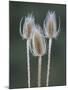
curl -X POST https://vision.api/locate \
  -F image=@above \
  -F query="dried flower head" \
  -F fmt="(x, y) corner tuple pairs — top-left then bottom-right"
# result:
(19, 14), (35, 40)
(30, 25), (46, 56)
(43, 11), (60, 38)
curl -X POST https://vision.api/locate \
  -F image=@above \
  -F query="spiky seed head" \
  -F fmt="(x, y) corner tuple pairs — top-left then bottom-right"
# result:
(23, 14), (35, 39)
(19, 14), (35, 40)
(43, 11), (60, 39)
(30, 25), (46, 56)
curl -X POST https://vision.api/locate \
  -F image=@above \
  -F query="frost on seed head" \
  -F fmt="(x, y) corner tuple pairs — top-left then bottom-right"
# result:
(30, 25), (46, 57)
(23, 14), (35, 39)
(19, 14), (35, 40)
(43, 11), (60, 39)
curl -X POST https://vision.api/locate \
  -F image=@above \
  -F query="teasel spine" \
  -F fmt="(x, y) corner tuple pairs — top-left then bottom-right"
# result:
(19, 17), (23, 39)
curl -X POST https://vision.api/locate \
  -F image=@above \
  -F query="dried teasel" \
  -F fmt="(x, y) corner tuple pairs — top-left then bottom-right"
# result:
(30, 24), (46, 87)
(43, 11), (60, 87)
(19, 14), (35, 88)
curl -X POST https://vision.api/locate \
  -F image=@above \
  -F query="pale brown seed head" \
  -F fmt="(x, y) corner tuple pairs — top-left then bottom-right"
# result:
(30, 24), (46, 56)
(27, 24), (32, 38)
(44, 11), (60, 38)
(22, 14), (35, 39)
(34, 31), (44, 55)
(48, 21), (53, 38)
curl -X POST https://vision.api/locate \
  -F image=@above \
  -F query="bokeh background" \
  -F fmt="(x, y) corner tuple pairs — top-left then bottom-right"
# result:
(9, 1), (66, 89)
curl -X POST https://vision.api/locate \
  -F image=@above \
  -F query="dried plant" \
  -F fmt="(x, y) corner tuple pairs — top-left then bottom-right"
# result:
(30, 24), (46, 87)
(19, 11), (60, 87)
(19, 14), (35, 88)
(43, 11), (60, 86)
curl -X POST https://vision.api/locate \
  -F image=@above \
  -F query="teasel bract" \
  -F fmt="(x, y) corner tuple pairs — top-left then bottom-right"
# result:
(43, 11), (60, 86)
(30, 24), (46, 87)
(19, 14), (35, 88)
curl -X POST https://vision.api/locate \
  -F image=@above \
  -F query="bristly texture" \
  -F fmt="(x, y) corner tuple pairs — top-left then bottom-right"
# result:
(43, 11), (60, 38)
(30, 24), (46, 56)
(23, 14), (35, 39)
(19, 14), (35, 40)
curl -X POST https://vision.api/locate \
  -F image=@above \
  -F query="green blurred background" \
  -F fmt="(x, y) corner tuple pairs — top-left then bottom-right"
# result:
(9, 1), (66, 89)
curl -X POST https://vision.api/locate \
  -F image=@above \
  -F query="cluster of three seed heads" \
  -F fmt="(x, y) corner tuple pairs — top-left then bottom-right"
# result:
(19, 11), (60, 87)
(20, 11), (60, 56)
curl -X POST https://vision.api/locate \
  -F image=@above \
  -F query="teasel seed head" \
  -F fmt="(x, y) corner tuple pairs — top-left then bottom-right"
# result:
(30, 24), (46, 56)
(19, 14), (35, 40)
(43, 11), (60, 39)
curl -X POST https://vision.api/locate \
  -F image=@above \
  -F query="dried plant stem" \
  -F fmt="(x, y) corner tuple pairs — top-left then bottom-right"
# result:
(38, 56), (42, 87)
(46, 38), (52, 87)
(27, 40), (30, 88)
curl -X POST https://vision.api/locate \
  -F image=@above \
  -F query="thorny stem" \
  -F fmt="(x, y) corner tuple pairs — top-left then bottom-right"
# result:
(27, 40), (30, 88)
(46, 38), (52, 87)
(38, 56), (42, 87)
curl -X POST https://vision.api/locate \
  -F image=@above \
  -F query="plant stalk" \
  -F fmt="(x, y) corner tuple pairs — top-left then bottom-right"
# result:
(46, 38), (52, 87)
(38, 56), (42, 87)
(27, 39), (30, 88)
